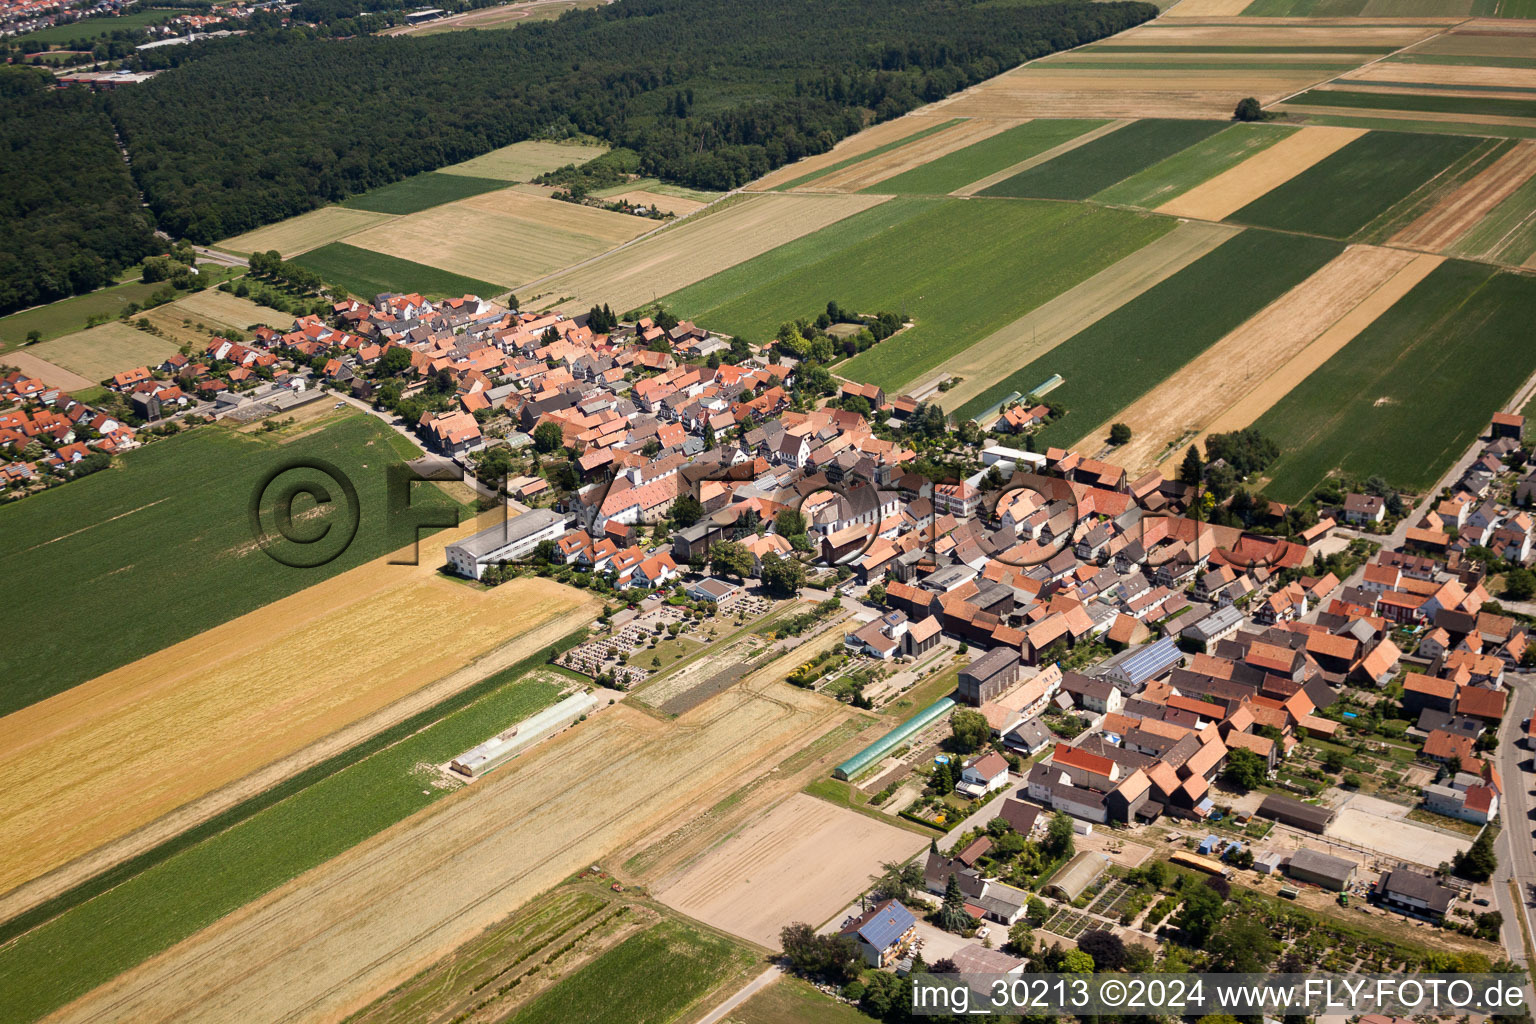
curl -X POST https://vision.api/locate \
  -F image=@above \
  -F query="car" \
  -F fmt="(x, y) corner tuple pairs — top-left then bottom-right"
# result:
(334, 401), (346, 409)
(1475, 897), (1491, 906)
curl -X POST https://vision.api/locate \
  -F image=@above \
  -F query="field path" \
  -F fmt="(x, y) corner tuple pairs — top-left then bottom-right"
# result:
(1154, 249), (1444, 476)
(42, 673), (842, 1024)
(1393, 139), (1536, 251)
(1087, 244), (1418, 472)
(926, 221), (1241, 410)
(1156, 124), (1365, 221)
(951, 119), (1131, 196)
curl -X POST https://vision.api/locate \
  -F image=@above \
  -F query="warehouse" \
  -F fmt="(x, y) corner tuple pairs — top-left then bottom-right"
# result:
(1257, 793), (1336, 834)
(445, 509), (568, 580)
(1285, 848), (1358, 891)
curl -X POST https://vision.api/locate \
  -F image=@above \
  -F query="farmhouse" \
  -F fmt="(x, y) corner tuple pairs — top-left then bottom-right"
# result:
(1376, 869), (1455, 922)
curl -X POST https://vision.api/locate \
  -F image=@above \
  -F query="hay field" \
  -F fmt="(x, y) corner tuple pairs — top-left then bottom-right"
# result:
(165, 289), (294, 332)
(801, 118), (1013, 193)
(930, 221), (1241, 411)
(0, 538), (597, 898)
(1089, 244), (1419, 471)
(1163, 251), (1442, 475)
(24, 321), (178, 382)
(655, 792), (925, 947)
(1157, 125), (1365, 220)
(751, 115), (954, 190)
(42, 668), (843, 1024)
(439, 139), (611, 182)
(221, 206), (396, 258)
(345, 189), (651, 288)
(527, 192), (889, 312)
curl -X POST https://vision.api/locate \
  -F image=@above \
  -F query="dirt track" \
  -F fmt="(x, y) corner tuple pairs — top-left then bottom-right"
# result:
(1393, 140), (1536, 251)
(0, 522), (598, 911)
(42, 665), (843, 1024)
(1157, 125), (1365, 221)
(1091, 245), (1416, 473)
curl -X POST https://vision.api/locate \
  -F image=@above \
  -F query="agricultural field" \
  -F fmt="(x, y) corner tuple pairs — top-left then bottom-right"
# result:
(867, 118), (1110, 196)
(160, 288), (295, 333)
(293, 241), (505, 300)
(1384, 139), (1536, 256)
(380, 0), (607, 35)
(221, 206), (396, 258)
(341, 171), (512, 215)
(1450, 166), (1536, 265)
(505, 920), (756, 1024)
(1091, 122), (1298, 208)
(1285, 89), (1536, 124)
(36, 666), (842, 1024)
(799, 118), (1012, 193)
(19, 320), (178, 383)
(10, 6), (177, 46)
(0, 656), (586, 1024)
(0, 278), (165, 350)
(726, 976), (877, 1024)
(655, 793), (925, 947)
(342, 189), (652, 291)
(764, 117), (962, 191)
(1157, 125), (1364, 221)
(1228, 131), (1484, 239)
(662, 196), (1176, 393)
(0, 350), (93, 392)
(439, 139), (610, 182)
(601, 189), (709, 216)
(1256, 259), (1536, 500)
(954, 229), (1343, 441)
(980, 119), (1229, 200)
(526, 192), (890, 313)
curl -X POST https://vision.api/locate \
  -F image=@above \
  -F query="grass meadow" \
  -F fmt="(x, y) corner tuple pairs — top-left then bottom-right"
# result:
(0, 656), (584, 1024)
(979, 119), (1228, 200)
(1229, 131), (1483, 239)
(0, 414), (465, 713)
(1091, 123), (1299, 209)
(954, 230), (1343, 438)
(341, 171), (511, 215)
(0, 279), (165, 350)
(1256, 260), (1536, 500)
(505, 919), (755, 1024)
(293, 241), (505, 299)
(661, 196), (1174, 393)
(866, 118), (1107, 195)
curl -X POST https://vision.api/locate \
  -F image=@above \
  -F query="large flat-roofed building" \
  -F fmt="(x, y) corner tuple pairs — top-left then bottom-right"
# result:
(445, 509), (568, 580)
(960, 647), (1021, 705)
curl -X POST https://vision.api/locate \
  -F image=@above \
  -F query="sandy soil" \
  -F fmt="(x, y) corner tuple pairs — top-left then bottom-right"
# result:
(221, 207), (396, 258)
(802, 119), (1016, 193)
(1089, 245), (1417, 473)
(528, 193), (889, 313)
(603, 189), (707, 216)
(1393, 139), (1536, 251)
(1, 350), (93, 391)
(930, 221), (1242, 411)
(750, 115), (956, 191)
(951, 119), (1130, 196)
(1157, 125), (1365, 221)
(42, 662), (843, 1024)
(655, 793), (925, 947)
(1159, 250), (1443, 475)
(0, 522), (599, 904)
(1325, 801), (1470, 868)
(1348, 60), (1536, 90)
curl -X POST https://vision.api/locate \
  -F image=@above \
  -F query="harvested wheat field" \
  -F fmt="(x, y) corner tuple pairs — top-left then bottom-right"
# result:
(931, 71), (1308, 120)
(44, 668), (842, 1024)
(656, 792), (926, 948)
(1166, 0), (1254, 16)
(438, 139), (609, 182)
(529, 192), (890, 313)
(803, 119), (1015, 193)
(24, 321), (179, 383)
(929, 221), (1240, 410)
(1117, 21), (1449, 45)
(1093, 245), (1416, 472)
(164, 289), (295, 332)
(0, 524), (598, 901)
(0, 350), (92, 392)
(221, 206), (395, 258)
(1347, 60), (1536, 90)
(1394, 140), (1536, 251)
(604, 189), (708, 216)
(346, 189), (652, 289)
(1157, 125), (1365, 221)
(751, 115), (956, 190)
(1156, 251), (1444, 476)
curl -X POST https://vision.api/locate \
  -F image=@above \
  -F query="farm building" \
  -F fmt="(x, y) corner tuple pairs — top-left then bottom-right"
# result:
(834, 698), (954, 780)
(1285, 848), (1357, 891)
(450, 691), (598, 778)
(960, 648), (1022, 705)
(1045, 851), (1109, 901)
(1376, 869), (1455, 922)
(1257, 793), (1336, 834)
(445, 509), (568, 580)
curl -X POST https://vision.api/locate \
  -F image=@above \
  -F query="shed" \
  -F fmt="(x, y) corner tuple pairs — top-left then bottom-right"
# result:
(1197, 834), (1220, 855)
(1256, 793), (1336, 834)
(1045, 851), (1109, 901)
(1286, 848), (1358, 891)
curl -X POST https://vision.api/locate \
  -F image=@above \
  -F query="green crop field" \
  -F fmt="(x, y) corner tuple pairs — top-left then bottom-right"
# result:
(0, 279), (166, 350)
(729, 976), (878, 1024)
(1092, 123), (1298, 209)
(340, 172), (510, 215)
(1355, 138), (1513, 245)
(0, 415), (466, 713)
(978, 119), (1228, 200)
(293, 242), (504, 300)
(954, 230), (1343, 440)
(1228, 131), (1482, 239)
(0, 659), (579, 1024)
(1291, 89), (1536, 121)
(1240, 0), (1368, 14)
(12, 7), (177, 46)
(1451, 172), (1536, 264)
(865, 119), (1107, 195)
(1080, 44), (1400, 53)
(1256, 261), (1536, 501)
(660, 196), (1174, 393)
(772, 119), (962, 191)
(505, 919), (755, 1024)
(1472, 0), (1536, 16)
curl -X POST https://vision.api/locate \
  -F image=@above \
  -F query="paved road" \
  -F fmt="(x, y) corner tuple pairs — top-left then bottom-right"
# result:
(1495, 674), (1536, 964)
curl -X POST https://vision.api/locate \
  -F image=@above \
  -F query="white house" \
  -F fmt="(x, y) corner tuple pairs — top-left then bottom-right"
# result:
(955, 751), (1011, 798)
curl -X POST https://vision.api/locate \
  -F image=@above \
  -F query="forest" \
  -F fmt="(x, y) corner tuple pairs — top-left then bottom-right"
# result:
(105, 0), (1154, 241)
(0, 69), (158, 317)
